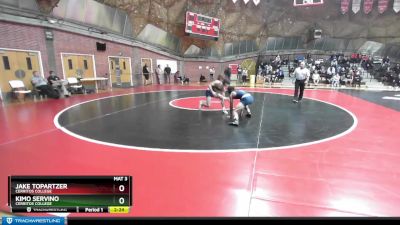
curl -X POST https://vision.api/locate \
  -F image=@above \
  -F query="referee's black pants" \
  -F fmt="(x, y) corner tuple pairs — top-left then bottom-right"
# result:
(294, 79), (306, 101)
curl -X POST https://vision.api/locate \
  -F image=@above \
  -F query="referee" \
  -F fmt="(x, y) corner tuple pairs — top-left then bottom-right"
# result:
(292, 61), (310, 103)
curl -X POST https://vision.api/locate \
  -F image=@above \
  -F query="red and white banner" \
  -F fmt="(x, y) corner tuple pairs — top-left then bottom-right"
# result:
(229, 64), (238, 75)
(352, 0), (361, 13)
(394, 0), (400, 13)
(341, 0), (350, 14)
(378, 0), (389, 13)
(363, 0), (374, 14)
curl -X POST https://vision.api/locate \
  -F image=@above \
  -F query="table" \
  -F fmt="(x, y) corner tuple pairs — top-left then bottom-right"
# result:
(80, 77), (109, 92)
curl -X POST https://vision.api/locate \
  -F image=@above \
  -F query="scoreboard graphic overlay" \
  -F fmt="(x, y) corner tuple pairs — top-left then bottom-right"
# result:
(8, 176), (132, 214)
(185, 11), (220, 41)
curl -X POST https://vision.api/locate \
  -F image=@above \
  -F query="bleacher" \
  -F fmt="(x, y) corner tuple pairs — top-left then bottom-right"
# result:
(235, 54), (397, 90)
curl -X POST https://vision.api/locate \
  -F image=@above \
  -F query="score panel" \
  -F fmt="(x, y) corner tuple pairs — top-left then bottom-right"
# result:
(8, 176), (132, 213)
(185, 11), (220, 41)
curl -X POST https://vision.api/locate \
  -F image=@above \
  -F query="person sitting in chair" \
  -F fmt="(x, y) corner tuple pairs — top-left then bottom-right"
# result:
(199, 74), (207, 83)
(31, 71), (59, 99)
(178, 73), (189, 85)
(275, 68), (284, 82)
(47, 71), (70, 97)
(352, 70), (362, 88)
(331, 73), (340, 88)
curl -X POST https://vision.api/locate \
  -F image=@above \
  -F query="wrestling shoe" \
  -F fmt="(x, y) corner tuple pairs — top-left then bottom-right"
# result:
(246, 113), (252, 118)
(229, 120), (239, 126)
(222, 110), (229, 115)
(292, 99), (298, 103)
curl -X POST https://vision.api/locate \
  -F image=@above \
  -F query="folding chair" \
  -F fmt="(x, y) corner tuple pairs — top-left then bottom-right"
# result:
(9, 80), (32, 102)
(67, 77), (85, 94)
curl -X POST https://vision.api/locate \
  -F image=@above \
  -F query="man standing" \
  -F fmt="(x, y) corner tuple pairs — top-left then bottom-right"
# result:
(155, 65), (162, 84)
(164, 64), (171, 84)
(237, 65), (243, 84)
(292, 61), (310, 103)
(241, 68), (248, 85)
(224, 67), (231, 81)
(143, 64), (150, 85)
(209, 67), (215, 81)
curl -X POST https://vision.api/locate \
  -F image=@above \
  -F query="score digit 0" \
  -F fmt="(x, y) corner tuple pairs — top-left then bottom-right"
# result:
(119, 197), (125, 205)
(119, 185), (125, 192)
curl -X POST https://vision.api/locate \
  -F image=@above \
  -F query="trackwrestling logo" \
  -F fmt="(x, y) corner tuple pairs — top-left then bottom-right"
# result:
(2, 217), (64, 225)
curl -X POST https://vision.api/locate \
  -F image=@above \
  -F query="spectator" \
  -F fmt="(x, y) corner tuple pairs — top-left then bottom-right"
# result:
(382, 67), (393, 85)
(275, 54), (281, 66)
(352, 70), (362, 88)
(339, 67), (347, 85)
(288, 66), (295, 78)
(209, 67), (215, 81)
(383, 56), (390, 65)
(275, 68), (284, 82)
(393, 74), (400, 88)
(367, 59), (373, 70)
(237, 65), (243, 83)
(331, 57), (338, 68)
(174, 71), (180, 84)
(143, 64), (150, 85)
(345, 70), (353, 86)
(224, 67), (231, 81)
(200, 74), (207, 83)
(326, 66), (336, 80)
(261, 63), (267, 76)
(155, 65), (162, 84)
(178, 74), (189, 85)
(164, 64), (171, 84)
(393, 64), (400, 75)
(47, 71), (70, 97)
(257, 65), (262, 76)
(331, 73), (340, 88)
(267, 64), (273, 75)
(315, 60), (322, 72)
(31, 71), (59, 99)
(242, 68), (248, 85)
(312, 71), (320, 87)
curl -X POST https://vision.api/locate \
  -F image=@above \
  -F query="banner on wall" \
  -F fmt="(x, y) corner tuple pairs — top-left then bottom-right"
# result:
(341, 0), (350, 14)
(394, 0), (400, 13)
(363, 0), (374, 14)
(352, 0), (361, 13)
(229, 64), (238, 75)
(378, 0), (389, 13)
(228, 64), (238, 81)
